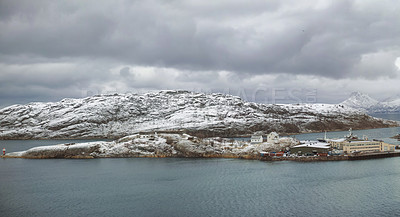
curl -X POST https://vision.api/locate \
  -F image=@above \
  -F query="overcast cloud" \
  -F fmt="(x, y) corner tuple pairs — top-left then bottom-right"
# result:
(1, 0), (400, 107)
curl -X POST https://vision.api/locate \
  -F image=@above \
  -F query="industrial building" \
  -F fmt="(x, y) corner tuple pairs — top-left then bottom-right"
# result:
(342, 140), (395, 153)
(291, 141), (330, 156)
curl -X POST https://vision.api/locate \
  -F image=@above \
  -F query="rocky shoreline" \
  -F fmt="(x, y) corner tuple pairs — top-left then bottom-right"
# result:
(4, 148), (399, 162)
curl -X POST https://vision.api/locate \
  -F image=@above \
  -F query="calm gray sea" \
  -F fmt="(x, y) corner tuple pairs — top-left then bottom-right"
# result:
(1, 157), (400, 217)
(1, 113), (400, 217)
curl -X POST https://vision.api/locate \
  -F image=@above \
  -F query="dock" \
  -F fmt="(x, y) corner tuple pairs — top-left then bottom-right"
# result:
(348, 152), (400, 160)
(260, 152), (400, 162)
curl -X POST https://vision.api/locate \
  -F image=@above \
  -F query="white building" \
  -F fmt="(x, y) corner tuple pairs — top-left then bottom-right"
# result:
(267, 132), (279, 144)
(251, 135), (263, 144)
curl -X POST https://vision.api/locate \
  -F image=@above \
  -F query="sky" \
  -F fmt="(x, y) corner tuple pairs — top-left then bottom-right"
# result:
(1, 0), (400, 108)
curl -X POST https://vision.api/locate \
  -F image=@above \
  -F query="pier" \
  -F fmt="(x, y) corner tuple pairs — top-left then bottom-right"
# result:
(259, 152), (400, 162)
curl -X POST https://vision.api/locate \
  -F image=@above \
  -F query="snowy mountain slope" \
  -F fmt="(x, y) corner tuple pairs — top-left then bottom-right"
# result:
(0, 90), (397, 139)
(382, 94), (400, 103)
(372, 94), (400, 113)
(340, 92), (378, 111)
(341, 92), (400, 113)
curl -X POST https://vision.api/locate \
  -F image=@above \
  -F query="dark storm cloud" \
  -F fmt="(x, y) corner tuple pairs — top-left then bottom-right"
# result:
(0, 0), (400, 107)
(1, 0), (399, 78)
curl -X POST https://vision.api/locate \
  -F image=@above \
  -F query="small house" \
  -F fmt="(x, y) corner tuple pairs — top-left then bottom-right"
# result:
(267, 132), (279, 144)
(251, 135), (263, 144)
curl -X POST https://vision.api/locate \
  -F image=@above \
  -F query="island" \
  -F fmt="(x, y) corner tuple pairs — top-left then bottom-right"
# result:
(3, 132), (295, 159)
(3, 131), (399, 162)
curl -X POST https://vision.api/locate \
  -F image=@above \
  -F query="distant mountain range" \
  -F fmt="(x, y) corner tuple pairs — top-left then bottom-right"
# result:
(341, 92), (400, 113)
(0, 90), (397, 139)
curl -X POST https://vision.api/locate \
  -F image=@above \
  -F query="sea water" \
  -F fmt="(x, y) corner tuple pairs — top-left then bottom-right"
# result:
(1, 114), (400, 217)
(1, 157), (400, 217)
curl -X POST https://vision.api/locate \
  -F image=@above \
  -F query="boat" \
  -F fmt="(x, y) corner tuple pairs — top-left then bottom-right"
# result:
(390, 134), (400, 141)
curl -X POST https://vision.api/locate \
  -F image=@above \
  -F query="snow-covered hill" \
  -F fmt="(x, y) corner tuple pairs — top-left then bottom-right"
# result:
(372, 94), (400, 113)
(341, 92), (400, 113)
(341, 92), (378, 112)
(0, 90), (397, 139)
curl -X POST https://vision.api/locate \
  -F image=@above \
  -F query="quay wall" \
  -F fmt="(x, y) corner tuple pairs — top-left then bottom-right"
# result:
(260, 152), (400, 162)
